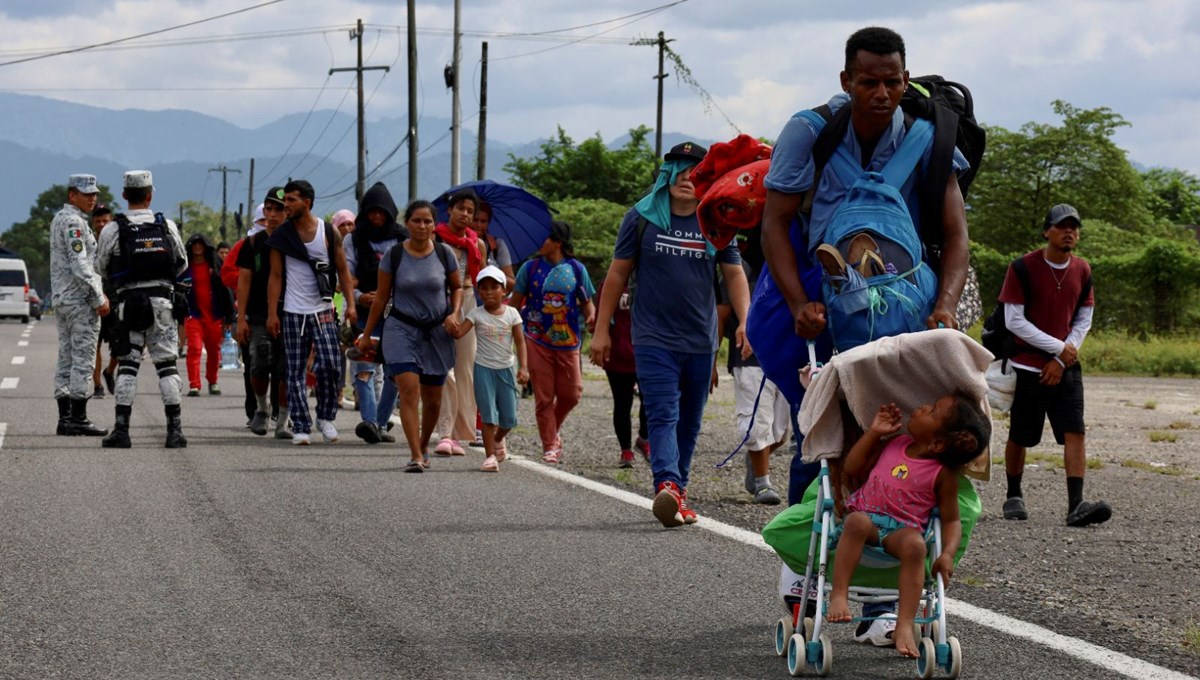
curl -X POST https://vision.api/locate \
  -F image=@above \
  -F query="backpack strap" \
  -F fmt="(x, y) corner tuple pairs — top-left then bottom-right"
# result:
(878, 118), (934, 188)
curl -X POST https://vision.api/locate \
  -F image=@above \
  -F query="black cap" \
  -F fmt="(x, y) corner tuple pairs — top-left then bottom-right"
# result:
(264, 186), (286, 206)
(664, 140), (707, 164)
(1044, 204), (1081, 229)
(92, 203), (112, 217)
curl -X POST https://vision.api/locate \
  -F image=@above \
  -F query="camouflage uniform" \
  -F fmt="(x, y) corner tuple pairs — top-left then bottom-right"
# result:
(50, 203), (106, 401)
(96, 208), (188, 410)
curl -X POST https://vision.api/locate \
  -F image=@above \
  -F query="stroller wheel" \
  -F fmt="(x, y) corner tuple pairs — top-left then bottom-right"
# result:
(947, 636), (962, 679)
(916, 637), (937, 680)
(786, 633), (806, 676)
(814, 634), (833, 677)
(923, 620), (941, 642)
(803, 616), (815, 643)
(775, 617), (793, 657)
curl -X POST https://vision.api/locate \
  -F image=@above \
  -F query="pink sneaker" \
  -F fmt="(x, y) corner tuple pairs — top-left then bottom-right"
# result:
(480, 455), (499, 472)
(434, 437), (455, 457)
(449, 440), (466, 456)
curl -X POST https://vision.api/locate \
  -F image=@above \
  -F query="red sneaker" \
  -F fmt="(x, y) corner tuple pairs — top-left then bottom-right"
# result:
(635, 436), (650, 462)
(679, 488), (699, 525)
(652, 481), (685, 528)
(619, 449), (635, 469)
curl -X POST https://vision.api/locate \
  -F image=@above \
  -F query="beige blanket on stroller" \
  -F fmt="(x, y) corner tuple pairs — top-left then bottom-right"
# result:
(798, 328), (994, 481)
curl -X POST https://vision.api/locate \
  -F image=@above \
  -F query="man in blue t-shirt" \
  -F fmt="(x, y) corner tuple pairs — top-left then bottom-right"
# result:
(591, 141), (751, 529)
(758, 26), (972, 647)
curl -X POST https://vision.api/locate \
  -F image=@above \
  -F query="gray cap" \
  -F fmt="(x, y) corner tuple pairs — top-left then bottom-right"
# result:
(1045, 203), (1081, 228)
(68, 174), (99, 194)
(124, 170), (153, 188)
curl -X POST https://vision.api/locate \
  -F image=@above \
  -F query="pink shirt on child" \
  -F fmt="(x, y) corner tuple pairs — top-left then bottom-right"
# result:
(846, 434), (943, 531)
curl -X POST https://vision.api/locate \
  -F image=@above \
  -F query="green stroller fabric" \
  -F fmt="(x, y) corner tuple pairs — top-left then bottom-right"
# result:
(762, 473), (982, 587)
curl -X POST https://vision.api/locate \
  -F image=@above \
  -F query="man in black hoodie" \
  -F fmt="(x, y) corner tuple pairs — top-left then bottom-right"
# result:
(345, 181), (409, 443)
(180, 233), (235, 397)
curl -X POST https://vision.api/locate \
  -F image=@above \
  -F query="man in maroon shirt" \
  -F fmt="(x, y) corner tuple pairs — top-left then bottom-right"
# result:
(998, 204), (1110, 527)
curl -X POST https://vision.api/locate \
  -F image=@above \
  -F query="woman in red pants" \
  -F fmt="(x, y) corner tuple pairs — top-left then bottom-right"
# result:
(181, 234), (235, 396)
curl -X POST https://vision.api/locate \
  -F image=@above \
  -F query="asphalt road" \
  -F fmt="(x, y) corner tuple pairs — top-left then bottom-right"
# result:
(0, 318), (1190, 680)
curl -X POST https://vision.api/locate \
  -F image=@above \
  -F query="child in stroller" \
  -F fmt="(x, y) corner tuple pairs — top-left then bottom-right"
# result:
(828, 395), (990, 658)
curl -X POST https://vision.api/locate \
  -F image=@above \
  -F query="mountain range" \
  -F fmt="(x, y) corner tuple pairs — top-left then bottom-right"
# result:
(0, 93), (708, 238)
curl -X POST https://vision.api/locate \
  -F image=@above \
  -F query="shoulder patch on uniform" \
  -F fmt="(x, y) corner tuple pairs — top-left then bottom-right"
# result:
(72, 241), (83, 253)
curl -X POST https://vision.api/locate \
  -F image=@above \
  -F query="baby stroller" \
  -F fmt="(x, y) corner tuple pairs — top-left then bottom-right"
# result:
(762, 329), (994, 678)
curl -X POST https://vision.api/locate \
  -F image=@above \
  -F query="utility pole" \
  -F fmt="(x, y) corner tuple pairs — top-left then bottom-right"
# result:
(207, 165), (242, 243)
(330, 18), (391, 202)
(477, 41), (488, 181)
(407, 0), (418, 203)
(653, 31), (673, 160)
(246, 157), (255, 224)
(450, 0), (463, 186)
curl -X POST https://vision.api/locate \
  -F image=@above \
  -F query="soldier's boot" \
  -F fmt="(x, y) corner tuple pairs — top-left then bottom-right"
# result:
(56, 397), (71, 436)
(102, 406), (132, 449)
(164, 405), (187, 449)
(67, 398), (108, 436)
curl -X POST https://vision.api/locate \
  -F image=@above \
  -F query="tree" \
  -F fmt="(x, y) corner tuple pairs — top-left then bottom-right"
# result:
(504, 126), (658, 206)
(1, 183), (118, 294)
(968, 101), (1152, 255)
(1142, 167), (1200, 226)
(177, 200), (228, 246)
(549, 197), (630, 283)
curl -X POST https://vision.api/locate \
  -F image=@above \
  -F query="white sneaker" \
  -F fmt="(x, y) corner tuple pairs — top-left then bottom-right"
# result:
(292, 432), (311, 446)
(316, 419), (339, 443)
(853, 613), (897, 647)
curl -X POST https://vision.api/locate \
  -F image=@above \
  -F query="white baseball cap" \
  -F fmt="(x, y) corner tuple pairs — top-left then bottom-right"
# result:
(475, 265), (507, 286)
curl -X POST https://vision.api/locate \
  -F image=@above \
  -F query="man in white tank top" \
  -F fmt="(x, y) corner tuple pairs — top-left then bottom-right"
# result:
(265, 180), (357, 445)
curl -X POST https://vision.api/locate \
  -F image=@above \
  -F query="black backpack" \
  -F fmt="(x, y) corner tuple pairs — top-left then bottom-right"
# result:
(981, 257), (1093, 360)
(806, 76), (986, 270)
(111, 212), (179, 286)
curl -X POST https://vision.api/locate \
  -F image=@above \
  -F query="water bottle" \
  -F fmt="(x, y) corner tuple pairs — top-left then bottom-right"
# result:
(220, 330), (241, 370)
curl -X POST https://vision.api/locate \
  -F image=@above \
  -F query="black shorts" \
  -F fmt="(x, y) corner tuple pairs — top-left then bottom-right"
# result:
(98, 312), (117, 346)
(1008, 364), (1085, 447)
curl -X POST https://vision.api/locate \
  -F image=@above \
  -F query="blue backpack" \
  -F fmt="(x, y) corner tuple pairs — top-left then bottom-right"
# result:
(799, 110), (938, 350)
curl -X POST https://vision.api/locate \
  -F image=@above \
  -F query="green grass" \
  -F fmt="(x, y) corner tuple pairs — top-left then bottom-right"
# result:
(613, 469), (634, 485)
(957, 574), (987, 587)
(1001, 452), (1103, 470)
(1168, 421), (1193, 430)
(1149, 431), (1179, 443)
(1194, 407), (1200, 416)
(1081, 332), (1200, 376)
(1143, 400), (1159, 410)
(1121, 459), (1186, 476)
(1183, 624), (1200, 654)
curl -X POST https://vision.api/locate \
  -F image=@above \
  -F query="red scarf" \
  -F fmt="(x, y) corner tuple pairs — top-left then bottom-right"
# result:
(434, 223), (483, 284)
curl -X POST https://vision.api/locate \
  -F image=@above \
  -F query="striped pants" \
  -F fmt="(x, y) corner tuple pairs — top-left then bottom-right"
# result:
(282, 310), (342, 434)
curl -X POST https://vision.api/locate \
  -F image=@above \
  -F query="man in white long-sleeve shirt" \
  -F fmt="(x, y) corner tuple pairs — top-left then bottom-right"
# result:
(997, 204), (1110, 527)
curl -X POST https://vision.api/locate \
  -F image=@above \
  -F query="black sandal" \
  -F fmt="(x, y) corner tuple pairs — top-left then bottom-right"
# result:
(404, 460), (424, 473)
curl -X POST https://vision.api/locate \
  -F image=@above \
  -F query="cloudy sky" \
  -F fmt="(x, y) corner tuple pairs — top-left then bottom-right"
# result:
(1, 0), (1198, 174)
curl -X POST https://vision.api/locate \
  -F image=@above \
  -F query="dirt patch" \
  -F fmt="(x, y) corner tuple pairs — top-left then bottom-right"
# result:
(504, 371), (1200, 675)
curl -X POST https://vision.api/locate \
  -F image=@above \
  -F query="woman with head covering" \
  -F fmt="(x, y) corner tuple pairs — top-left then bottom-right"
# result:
(589, 141), (753, 528)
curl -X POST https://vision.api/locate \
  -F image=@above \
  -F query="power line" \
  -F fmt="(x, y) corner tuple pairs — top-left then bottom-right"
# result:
(0, 25), (346, 57)
(0, 0), (291, 68)
(489, 3), (681, 62)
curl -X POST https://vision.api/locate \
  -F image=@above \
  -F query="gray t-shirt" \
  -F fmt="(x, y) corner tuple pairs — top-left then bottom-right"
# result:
(380, 243), (459, 374)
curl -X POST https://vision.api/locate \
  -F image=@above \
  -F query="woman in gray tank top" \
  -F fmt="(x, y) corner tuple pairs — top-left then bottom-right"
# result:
(356, 200), (463, 472)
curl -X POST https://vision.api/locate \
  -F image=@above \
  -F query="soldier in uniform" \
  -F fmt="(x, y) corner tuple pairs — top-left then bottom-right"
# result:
(95, 171), (189, 448)
(50, 174), (111, 436)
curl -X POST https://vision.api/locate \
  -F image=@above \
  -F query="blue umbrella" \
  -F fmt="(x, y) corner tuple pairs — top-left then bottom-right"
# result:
(433, 180), (552, 265)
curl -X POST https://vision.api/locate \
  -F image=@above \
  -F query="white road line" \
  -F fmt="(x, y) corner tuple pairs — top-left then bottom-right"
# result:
(0, 378), (17, 389)
(17, 341), (28, 347)
(506, 457), (1193, 680)
(11, 356), (25, 365)
(0, 423), (6, 450)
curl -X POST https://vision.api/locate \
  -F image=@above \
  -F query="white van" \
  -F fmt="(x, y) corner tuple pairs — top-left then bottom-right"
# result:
(0, 257), (31, 323)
